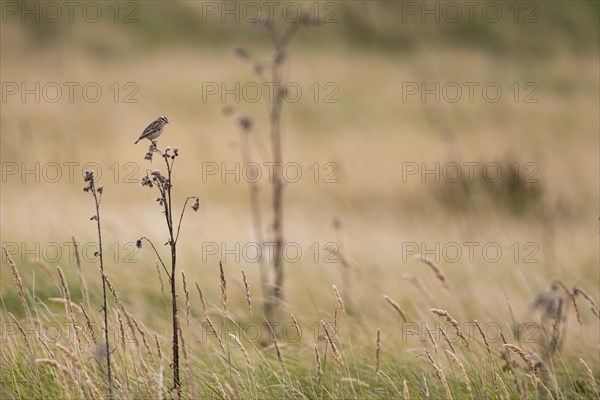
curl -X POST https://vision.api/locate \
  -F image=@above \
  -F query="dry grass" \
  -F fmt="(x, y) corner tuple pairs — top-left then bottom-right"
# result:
(241, 269), (253, 318)
(503, 344), (538, 372)
(4, 246), (26, 309)
(417, 256), (449, 289)
(332, 284), (346, 317)
(424, 349), (452, 399)
(194, 280), (207, 316)
(579, 358), (599, 397)
(219, 261), (228, 313)
(314, 344), (323, 388)
(374, 328), (381, 375)
(430, 308), (469, 347)
(383, 295), (408, 323)
(574, 286), (600, 318)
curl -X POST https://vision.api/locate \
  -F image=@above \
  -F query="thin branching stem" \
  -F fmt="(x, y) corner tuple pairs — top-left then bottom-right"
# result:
(138, 144), (196, 399)
(175, 197), (196, 244)
(139, 236), (170, 279)
(84, 171), (113, 398)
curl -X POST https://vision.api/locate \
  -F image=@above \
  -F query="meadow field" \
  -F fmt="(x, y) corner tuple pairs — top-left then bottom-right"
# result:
(1, 1), (599, 399)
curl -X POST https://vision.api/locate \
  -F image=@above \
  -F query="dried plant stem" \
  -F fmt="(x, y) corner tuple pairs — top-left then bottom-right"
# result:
(291, 314), (301, 340)
(554, 278), (581, 324)
(115, 307), (126, 351)
(205, 316), (226, 353)
(495, 371), (510, 399)
(273, 335), (285, 369)
(212, 373), (227, 398)
(167, 185), (181, 399)
(430, 308), (469, 347)
(269, 40), (285, 312)
(153, 333), (166, 396)
(418, 255), (449, 289)
(182, 271), (191, 326)
(194, 280), (207, 316)
(503, 344), (535, 371)
(265, 20), (306, 314)
(377, 370), (401, 396)
(332, 220), (355, 314)
(314, 345), (323, 387)
(79, 303), (96, 343)
(219, 261), (228, 314)
(474, 320), (492, 358)
(7, 312), (32, 353)
(500, 332), (522, 397)
(3, 246), (26, 311)
(155, 261), (166, 299)
(374, 328), (381, 375)
(83, 171), (113, 397)
(321, 320), (342, 367)
(233, 19), (318, 319)
(138, 146), (198, 399)
(574, 286), (599, 318)
(383, 295), (407, 323)
(579, 358), (598, 396)
(219, 261), (227, 314)
(440, 327), (456, 355)
(241, 269), (253, 317)
(57, 268), (82, 352)
(229, 333), (252, 370)
(425, 323), (438, 354)
(125, 308), (153, 361)
(332, 285), (346, 317)
(424, 349), (452, 399)
(99, 270), (118, 305)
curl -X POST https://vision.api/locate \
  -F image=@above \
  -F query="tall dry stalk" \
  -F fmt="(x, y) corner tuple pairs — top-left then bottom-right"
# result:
(573, 286), (599, 318)
(230, 14), (321, 320)
(83, 170), (112, 397)
(314, 344), (323, 387)
(219, 261), (228, 313)
(418, 255), (449, 289)
(241, 269), (253, 317)
(383, 295), (407, 323)
(231, 112), (271, 320)
(374, 328), (381, 375)
(137, 141), (199, 398)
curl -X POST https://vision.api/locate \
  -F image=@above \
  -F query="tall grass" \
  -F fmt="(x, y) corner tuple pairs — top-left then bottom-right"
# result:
(2, 248), (598, 398)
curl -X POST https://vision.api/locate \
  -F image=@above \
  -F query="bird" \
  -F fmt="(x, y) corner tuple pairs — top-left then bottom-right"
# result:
(134, 116), (169, 144)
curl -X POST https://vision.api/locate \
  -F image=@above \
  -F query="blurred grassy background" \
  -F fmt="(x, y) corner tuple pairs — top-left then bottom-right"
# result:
(1, 0), (598, 363)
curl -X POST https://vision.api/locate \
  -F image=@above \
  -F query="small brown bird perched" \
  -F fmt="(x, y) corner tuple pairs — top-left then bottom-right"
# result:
(134, 116), (169, 144)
